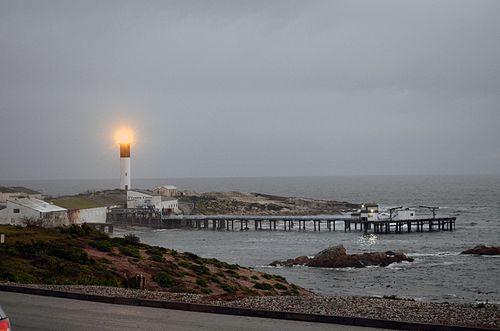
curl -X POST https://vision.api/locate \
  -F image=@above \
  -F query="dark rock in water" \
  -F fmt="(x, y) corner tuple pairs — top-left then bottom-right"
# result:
(270, 245), (413, 268)
(461, 245), (500, 255)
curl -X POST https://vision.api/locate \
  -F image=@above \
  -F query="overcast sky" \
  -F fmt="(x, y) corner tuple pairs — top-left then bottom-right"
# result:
(0, 0), (499, 180)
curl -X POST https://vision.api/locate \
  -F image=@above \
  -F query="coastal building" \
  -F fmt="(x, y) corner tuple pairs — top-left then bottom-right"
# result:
(360, 203), (379, 221)
(0, 186), (43, 204)
(127, 189), (178, 214)
(0, 197), (68, 226)
(51, 197), (119, 224)
(152, 185), (177, 197)
(396, 208), (416, 220)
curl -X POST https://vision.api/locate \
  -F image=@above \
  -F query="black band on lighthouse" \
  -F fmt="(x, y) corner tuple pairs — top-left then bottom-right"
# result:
(120, 143), (130, 158)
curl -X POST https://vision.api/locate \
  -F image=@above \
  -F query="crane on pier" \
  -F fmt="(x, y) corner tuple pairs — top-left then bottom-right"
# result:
(388, 206), (403, 221)
(419, 205), (439, 219)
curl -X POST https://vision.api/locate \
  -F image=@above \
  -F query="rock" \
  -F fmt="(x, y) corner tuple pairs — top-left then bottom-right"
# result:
(270, 255), (309, 267)
(270, 245), (413, 268)
(461, 245), (500, 255)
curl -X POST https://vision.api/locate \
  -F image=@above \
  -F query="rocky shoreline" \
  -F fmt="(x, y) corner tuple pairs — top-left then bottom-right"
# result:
(178, 191), (359, 215)
(2, 283), (498, 329)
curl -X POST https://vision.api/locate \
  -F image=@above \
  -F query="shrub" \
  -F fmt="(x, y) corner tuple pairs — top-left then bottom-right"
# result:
(123, 233), (141, 245)
(146, 246), (165, 256)
(262, 273), (272, 280)
(209, 275), (221, 284)
(251, 275), (259, 280)
(191, 264), (210, 275)
(90, 240), (113, 253)
(154, 271), (176, 288)
(241, 287), (258, 296)
(273, 275), (288, 283)
(220, 283), (237, 293)
(119, 246), (140, 259)
(46, 244), (91, 265)
(178, 260), (191, 268)
(196, 279), (207, 287)
(274, 283), (287, 290)
(253, 282), (273, 291)
(150, 254), (165, 263)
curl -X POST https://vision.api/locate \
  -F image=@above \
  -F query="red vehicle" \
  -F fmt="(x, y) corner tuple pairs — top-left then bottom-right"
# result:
(0, 306), (10, 331)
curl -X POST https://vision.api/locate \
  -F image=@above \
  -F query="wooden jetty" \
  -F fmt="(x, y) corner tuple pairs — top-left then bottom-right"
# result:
(106, 209), (456, 234)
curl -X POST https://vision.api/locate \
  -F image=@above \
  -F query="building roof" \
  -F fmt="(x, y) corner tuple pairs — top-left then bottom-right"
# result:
(51, 197), (105, 210)
(128, 189), (156, 196)
(160, 185), (177, 190)
(0, 186), (41, 195)
(9, 198), (67, 213)
(161, 196), (178, 202)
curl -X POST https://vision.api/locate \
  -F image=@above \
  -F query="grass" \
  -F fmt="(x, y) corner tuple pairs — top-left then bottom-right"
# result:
(49, 197), (104, 209)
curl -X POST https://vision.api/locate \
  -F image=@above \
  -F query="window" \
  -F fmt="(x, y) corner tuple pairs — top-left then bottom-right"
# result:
(13, 208), (20, 214)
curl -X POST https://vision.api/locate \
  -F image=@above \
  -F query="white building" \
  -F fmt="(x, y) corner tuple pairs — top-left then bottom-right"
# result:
(127, 190), (162, 209)
(396, 208), (416, 220)
(0, 186), (43, 204)
(127, 189), (178, 213)
(50, 197), (117, 224)
(0, 198), (68, 226)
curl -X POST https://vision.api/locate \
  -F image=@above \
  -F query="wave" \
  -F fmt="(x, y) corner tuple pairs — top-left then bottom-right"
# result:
(407, 251), (461, 257)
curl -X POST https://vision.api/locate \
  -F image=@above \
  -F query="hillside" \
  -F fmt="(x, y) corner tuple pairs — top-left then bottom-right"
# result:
(0, 224), (309, 298)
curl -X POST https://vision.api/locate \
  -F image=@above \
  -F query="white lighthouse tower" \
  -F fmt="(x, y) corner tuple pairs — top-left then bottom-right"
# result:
(115, 128), (133, 191)
(119, 142), (131, 190)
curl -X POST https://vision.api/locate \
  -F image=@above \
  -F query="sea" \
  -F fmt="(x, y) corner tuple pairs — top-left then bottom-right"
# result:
(2, 175), (499, 303)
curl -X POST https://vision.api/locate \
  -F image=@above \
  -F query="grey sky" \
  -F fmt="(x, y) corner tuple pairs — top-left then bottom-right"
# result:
(0, 0), (499, 180)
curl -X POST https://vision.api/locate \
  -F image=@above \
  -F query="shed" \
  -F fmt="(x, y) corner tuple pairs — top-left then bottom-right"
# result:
(51, 197), (113, 224)
(2, 198), (68, 226)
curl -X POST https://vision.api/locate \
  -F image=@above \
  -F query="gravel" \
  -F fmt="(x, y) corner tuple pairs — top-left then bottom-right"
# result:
(2, 283), (499, 329)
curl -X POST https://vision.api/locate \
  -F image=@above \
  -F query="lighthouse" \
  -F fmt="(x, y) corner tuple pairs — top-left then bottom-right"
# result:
(115, 128), (134, 191)
(119, 142), (131, 190)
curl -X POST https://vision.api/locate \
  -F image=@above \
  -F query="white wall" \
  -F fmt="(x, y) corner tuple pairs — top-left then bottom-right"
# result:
(127, 190), (162, 209)
(68, 207), (108, 224)
(161, 199), (178, 209)
(0, 208), (8, 224)
(397, 209), (416, 220)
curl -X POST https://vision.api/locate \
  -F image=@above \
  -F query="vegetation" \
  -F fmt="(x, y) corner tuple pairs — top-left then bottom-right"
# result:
(0, 224), (305, 297)
(49, 197), (104, 210)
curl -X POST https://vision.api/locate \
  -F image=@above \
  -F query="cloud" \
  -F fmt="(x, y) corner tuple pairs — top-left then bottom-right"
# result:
(0, 0), (499, 179)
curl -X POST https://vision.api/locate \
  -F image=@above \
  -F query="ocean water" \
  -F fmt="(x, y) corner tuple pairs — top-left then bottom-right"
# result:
(2, 175), (499, 303)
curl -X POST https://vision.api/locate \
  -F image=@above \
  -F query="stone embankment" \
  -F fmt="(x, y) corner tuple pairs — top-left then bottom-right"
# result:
(270, 245), (414, 268)
(461, 245), (500, 256)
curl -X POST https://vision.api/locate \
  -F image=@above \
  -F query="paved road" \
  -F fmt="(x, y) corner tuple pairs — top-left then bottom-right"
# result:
(0, 291), (388, 331)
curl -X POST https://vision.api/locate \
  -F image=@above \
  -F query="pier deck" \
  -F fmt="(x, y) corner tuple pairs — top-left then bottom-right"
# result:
(107, 210), (456, 234)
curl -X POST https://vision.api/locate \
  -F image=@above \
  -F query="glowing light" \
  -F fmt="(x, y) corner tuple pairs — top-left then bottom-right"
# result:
(114, 128), (134, 145)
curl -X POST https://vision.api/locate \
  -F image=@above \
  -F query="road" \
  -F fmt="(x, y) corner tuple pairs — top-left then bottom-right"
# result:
(0, 291), (388, 331)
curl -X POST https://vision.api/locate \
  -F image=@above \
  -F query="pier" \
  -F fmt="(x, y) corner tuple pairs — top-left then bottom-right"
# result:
(106, 209), (455, 234)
